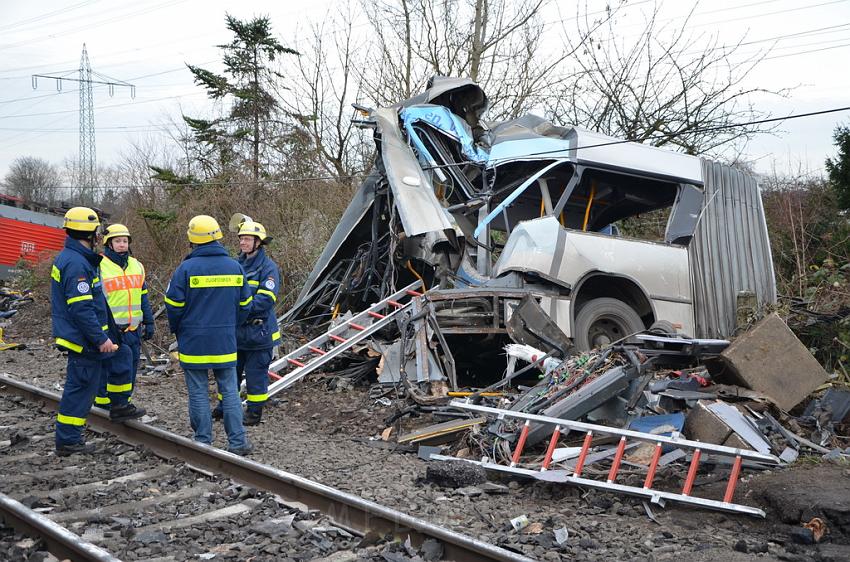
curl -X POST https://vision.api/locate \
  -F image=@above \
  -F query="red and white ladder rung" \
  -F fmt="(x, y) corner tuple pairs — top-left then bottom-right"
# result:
(263, 281), (424, 398)
(430, 400), (780, 517)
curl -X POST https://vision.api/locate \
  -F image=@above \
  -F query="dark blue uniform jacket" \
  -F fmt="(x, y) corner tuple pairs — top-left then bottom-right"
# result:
(237, 247), (281, 351)
(51, 237), (118, 359)
(165, 242), (252, 369)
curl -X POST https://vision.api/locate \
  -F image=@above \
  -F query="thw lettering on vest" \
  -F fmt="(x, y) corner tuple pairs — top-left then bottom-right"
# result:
(100, 257), (146, 330)
(103, 274), (144, 292)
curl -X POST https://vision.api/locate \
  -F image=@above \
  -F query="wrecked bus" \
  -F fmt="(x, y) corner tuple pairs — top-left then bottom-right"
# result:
(285, 77), (775, 376)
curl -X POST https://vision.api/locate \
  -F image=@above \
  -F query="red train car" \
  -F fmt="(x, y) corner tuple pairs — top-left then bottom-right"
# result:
(0, 198), (65, 280)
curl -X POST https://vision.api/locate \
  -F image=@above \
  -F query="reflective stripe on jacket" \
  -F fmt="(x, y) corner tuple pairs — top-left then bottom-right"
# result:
(165, 241), (252, 369)
(50, 237), (117, 358)
(237, 247), (281, 350)
(100, 255), (145, 329)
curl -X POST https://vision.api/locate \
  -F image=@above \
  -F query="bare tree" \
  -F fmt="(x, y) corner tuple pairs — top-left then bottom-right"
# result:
(283, 0), (605, 177)
(280, 7), (372, 180)
(3, 156), (62, 205)
(61, 158), (100, 207)
(548, 3), (785, 156)
(355, 0), (578, 120)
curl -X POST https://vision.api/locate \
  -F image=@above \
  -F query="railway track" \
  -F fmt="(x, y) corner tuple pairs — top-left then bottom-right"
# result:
(0, 373), (533, 562)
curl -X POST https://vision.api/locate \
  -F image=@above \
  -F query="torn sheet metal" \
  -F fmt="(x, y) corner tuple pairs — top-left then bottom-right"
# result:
(397, 76), (489, 126)
(373, 107), (455, 237)
(665, 184), (705, 244)
(804, 389), (850, 423)
(635, 334), (729, 357)
(398, 417), (486, 445)
(483, 120), (704, 185)
(484, 114), (573, 163)
(505, 294), (574, 357)
(705, 402), (772, 455)
(567, 128), (703, 185)
(690, 160), (777, 338)
(373, 340), (444, 384)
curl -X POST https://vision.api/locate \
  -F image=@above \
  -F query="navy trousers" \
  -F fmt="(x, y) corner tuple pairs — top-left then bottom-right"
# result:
(56, 354), (106, 446)
(96, 329), (141, 408)
(237, 347), (273, 412)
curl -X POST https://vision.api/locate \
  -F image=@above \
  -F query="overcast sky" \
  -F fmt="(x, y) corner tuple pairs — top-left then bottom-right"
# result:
(0, 0), (848, 184)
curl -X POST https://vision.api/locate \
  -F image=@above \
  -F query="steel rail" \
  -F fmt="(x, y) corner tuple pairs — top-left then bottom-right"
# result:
(0, 492), (121, 562)
(0, 374), (533, 562)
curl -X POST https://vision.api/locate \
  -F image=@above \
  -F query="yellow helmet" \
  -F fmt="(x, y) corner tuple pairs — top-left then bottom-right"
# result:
(237, 220), (268, 242)
(63, 207), (100, 232)
(103, 223), (131, 244)
(187, 215), (223, 244)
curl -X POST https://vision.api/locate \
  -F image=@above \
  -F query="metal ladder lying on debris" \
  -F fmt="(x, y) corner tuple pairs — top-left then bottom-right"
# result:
(264, 281), (424, 399)
(432, 400), (780, 517)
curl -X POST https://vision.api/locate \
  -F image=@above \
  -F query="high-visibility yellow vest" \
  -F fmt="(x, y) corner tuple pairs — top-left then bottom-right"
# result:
(100, 255), (146, 329)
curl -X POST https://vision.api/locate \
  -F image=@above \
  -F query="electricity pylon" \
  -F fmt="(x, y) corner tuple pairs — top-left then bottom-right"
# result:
(32, 44), (135, 203)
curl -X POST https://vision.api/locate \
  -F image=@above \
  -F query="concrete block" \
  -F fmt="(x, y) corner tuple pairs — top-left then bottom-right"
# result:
(684, 400), (731, 444)
(722, 433), (753, 451)
(712, 313), (829, 411)
(685, 401), (761, 452)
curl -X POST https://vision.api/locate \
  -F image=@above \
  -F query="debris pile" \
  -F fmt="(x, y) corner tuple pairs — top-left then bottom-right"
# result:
(0, 287), (33, 320)
(257, 79), (847, 523)
(442, 314), (847, 515)
(0, 287), (33, 351)
(334, 311), (849, 522)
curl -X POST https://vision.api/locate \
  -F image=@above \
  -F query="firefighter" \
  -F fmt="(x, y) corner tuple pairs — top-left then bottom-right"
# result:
(165, 215), (253, 455)
(213, 219), (280, 425)
(95, 224), (154, 416)
(51, 207), (144, 457)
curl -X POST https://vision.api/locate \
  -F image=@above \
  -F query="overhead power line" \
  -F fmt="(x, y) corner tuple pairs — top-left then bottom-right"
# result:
(0, 90), (79, 105)
(569, 1), (850, 58)
(763, 40), (850, 60)
(0, 125), (170, 133)
(0, 112), (78, 152)
(736, 22), (850, 47)
(695, 0), (850, 28)
(0, 1), (99, 33)
(0, 91), (204, 120)
(21, 103), (850, 192)
(483, 104), (850, 165)
(0, 60), (214, 117)
(0, 0), (190, 51)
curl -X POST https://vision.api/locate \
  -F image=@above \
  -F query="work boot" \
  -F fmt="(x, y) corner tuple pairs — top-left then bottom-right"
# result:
(110, 403), (146, 423)
(212, 405), (223, 421)
(243, 408), (262, 426)
(56, 442), (96, 457)
(227, 441), (253, 456)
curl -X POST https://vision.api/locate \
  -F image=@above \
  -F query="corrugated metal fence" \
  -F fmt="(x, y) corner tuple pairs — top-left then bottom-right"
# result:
(689, 160), (776, 338)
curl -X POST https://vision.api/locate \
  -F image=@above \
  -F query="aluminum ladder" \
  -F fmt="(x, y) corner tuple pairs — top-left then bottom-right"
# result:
(432, 400), (780, 517)
(264, 281), (424, 398)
